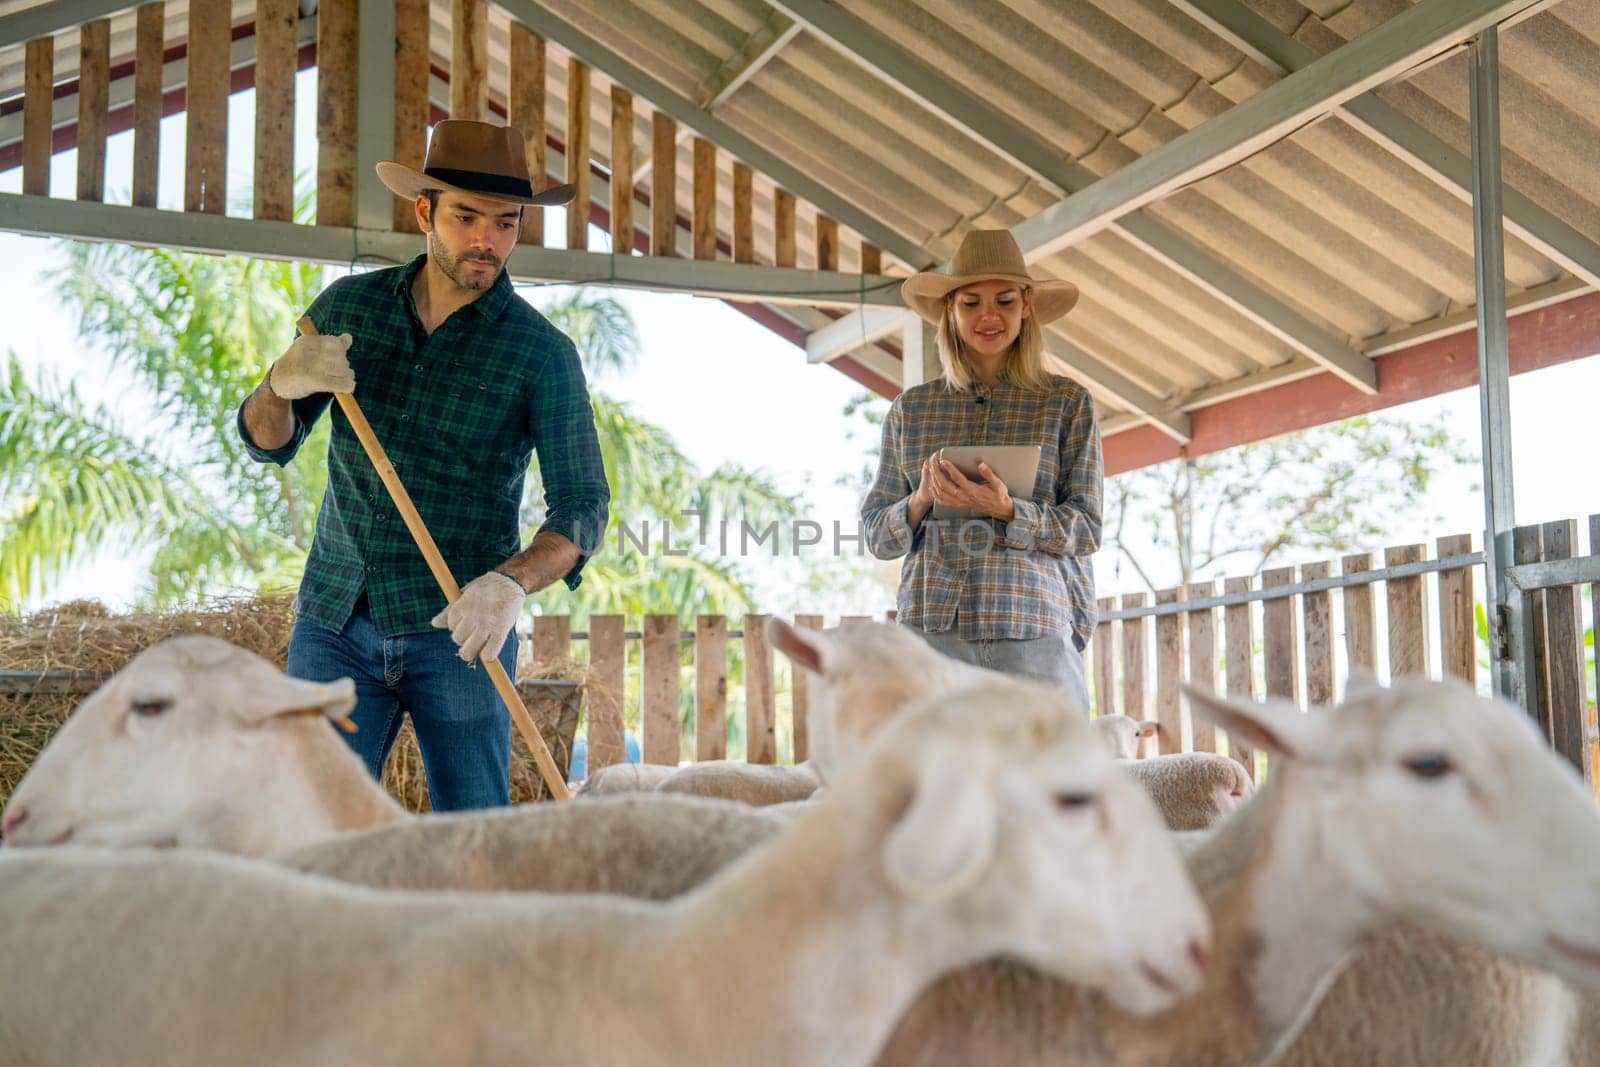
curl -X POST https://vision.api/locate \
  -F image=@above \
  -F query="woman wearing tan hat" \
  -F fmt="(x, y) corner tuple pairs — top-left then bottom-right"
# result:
(861, 229), (1101, 708)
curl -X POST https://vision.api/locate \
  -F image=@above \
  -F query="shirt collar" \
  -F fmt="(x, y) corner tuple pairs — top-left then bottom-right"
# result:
(393, 253), (513, 322)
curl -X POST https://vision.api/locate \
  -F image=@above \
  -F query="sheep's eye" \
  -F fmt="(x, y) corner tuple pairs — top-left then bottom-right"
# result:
(1402, 753), (1453, 779)
(130, 698), (172, 717)
(1053, 791), (1098, 810)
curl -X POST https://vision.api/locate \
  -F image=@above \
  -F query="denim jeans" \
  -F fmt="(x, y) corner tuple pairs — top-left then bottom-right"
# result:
(287, 604), (515, 811)
(906, 624), (1092, 714)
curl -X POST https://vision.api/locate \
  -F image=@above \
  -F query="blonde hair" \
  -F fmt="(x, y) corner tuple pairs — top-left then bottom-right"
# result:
(935, 291), (1051, 392)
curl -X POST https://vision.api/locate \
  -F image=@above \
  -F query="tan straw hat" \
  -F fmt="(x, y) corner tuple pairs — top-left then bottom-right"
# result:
(901, 229), (1079, 325)
(376, 119), (575, 207)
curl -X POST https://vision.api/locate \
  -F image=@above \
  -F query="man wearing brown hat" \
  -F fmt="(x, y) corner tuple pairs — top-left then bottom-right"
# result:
(237, 120), (610, 810)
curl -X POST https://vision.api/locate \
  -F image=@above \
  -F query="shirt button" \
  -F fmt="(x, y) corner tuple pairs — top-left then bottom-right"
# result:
(376, 513), (389, 522)
(400, 413), (411, 421)
(414, 363), (422, 371)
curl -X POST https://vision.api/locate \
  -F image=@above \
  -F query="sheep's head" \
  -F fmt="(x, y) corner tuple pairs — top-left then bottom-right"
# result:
(1, 635), (355, 850)
(1093, 714), (1159, 759)
(1185, 677), (1600, 992)
(861, 676), (1211, 1017)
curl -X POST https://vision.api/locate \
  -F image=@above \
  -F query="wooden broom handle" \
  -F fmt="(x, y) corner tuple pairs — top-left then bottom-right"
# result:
(297, 316), (570, 801)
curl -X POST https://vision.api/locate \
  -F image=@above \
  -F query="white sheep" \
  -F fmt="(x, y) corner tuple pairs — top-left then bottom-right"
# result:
(1091, 714), (1157, 759)
(654, 759), (820, 806)
(874, 675), (1600, 1065)
(0, 673), (1212, 1067)
(573, 760), (678, 796)
(1118, 752), (1253, 831)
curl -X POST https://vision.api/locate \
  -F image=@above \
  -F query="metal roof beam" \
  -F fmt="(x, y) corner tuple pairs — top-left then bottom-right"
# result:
(492, 0), (931, 271)
(1172, 0), (1600, 292)
(0, 0), (131, 47)
(1044, 338), (1191, 444)
(805, 306), (903, 363)
(701, 13), (800, 111)
(775, 0), (1375, 392)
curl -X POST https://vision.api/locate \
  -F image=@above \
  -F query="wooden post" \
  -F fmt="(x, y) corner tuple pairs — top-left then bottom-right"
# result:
(508, 25), (546, 245)
(186, 0), (231, 214)
(815, 214), (839, 271)
(610, 87), (634, 253)
(1093, 597), (1115, 716)
(132, 4), (164, 208)
(861, 242), (882, 275)
(315, 0), (357, 225)
(450, 0), (488, 120)
(1223, 575), (1256, 779)
(1541, 520), (1587, 776)
(586, 615), (626, 772)
(1262, 567), (1300, 711)
(650, 112), (676, 256)
(773, 187), (796, 267)
(641, 614), (680, 766)
(695, 615), (729, 762)
(22, 38), (52, 197)
(1154, 587), (1184, 753)
(1436, 534), (1476, 684)
(1186, 581), (1218, 753)
(76, 19), (110, 202)
(1301, 561), (1334, 707)
(566, 58), (591, 251)
(254, 0), (297, 221)
(1514, 524), (1552, 742)
(743, 614), (776, 764)
(1342, 552), (1377, 674)
(1385, 544), (1429, 677)
(392, 0), (430, 232)
(1120, 593), (1147, 721)
(692, 137), (717, 260)
(732, 162), (754, 264)
(532, 615), (570, 666)
(790, 615), (823, 762)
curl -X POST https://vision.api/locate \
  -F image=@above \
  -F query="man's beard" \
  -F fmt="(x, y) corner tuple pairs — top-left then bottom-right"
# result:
(431, 234), (501, 291)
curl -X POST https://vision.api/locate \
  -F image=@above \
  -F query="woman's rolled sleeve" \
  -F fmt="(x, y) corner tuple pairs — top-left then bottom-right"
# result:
(860, 401), (918, 560)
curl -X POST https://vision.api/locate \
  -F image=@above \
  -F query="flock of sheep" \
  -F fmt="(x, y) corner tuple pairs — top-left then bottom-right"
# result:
(1, 618), (1599, 1065)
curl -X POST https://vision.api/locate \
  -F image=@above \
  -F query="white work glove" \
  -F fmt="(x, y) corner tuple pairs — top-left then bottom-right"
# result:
(431, 570), (527, 664)
(268, 332), (356, 399)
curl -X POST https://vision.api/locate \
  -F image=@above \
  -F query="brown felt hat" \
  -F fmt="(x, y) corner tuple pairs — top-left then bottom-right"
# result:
(902, 229), (1079, 325)
(376, 119), (575, 207)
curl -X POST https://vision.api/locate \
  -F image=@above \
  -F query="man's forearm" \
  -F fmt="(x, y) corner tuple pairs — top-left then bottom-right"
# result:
(498, 530), (581, 594)
(241, 374), (296, 450)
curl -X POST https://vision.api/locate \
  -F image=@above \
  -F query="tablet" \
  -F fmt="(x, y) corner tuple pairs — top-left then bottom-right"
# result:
(929, 444), (1042, 520)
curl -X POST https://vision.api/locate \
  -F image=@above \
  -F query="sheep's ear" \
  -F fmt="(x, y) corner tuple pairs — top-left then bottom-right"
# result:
(884, 744), (997, 900)
(765, 617), (828, 677)
(237, 672), (358, 730)
(1182, 685), (1311, 761)
(1136, 720), (1159, 739)
(1343, 669), (1384, 701)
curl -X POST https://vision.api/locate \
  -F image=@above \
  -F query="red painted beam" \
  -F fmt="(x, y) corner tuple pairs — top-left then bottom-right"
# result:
(1102, 291), (1600, 475)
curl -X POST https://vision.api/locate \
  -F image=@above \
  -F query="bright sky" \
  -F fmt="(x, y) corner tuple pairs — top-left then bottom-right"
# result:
(3, 73), (1597, 614)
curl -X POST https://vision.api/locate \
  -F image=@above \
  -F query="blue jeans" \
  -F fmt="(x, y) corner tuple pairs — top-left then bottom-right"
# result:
(287, 605), (515, 811)
(906, 624), (1092, 715)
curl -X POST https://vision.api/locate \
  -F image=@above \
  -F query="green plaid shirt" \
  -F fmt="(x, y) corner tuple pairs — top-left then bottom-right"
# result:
(861, 373), (1102, 646)
(239, 255), (610, 638)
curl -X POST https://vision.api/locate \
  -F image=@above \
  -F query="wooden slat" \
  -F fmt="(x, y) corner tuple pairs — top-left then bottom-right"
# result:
(743, 614), (776, 764)
(392, 0), (430, 232)
(508, 24), (546, 245)
(692, 137), (717, 260)
(253, 0), (297, 221)
(1542, 520), (1588, 776)
(641, 614), (680, 765)
(566, 58), (591, 251)
(1186, 581), (1218, 753)
(1093, 596), (1115, 716)
(1514, 524), (1553, 744)
(1436, 533), (1476, 684)
(773, 187), (796, 267)
(732, 162), (753, 264)
(791, 614), (823, 763)
(838, 614), (871, 625)
(132, 3), (163, 208)
(1342, 552), (1377, 674)
(1262, 567), (1299, 709)
(815, 214), (839, 271)
(1223, 575), (1256, 779)
(610, 86), (634, 252)
(650, 111), (676, 256)
(186, 0), (230, 214)
(75, 19), (110, 202)
(861, 242), (882, 275)
(1154, 587), (1184, 754)
(450, 0), (488, 120)
(1120, 593), (1147, 721)
(22, 38), (52, 197)
(531, 615), (570, 666)
(1592, 515), (1600, 781)
(1385, 544), (1429, 677)
(1301, 561), (1334, 707)
(315, 0), (356, 225)
(884, 610), (897, 623)
(586, 614), (626, 772)
(695, 615), (729, 762)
